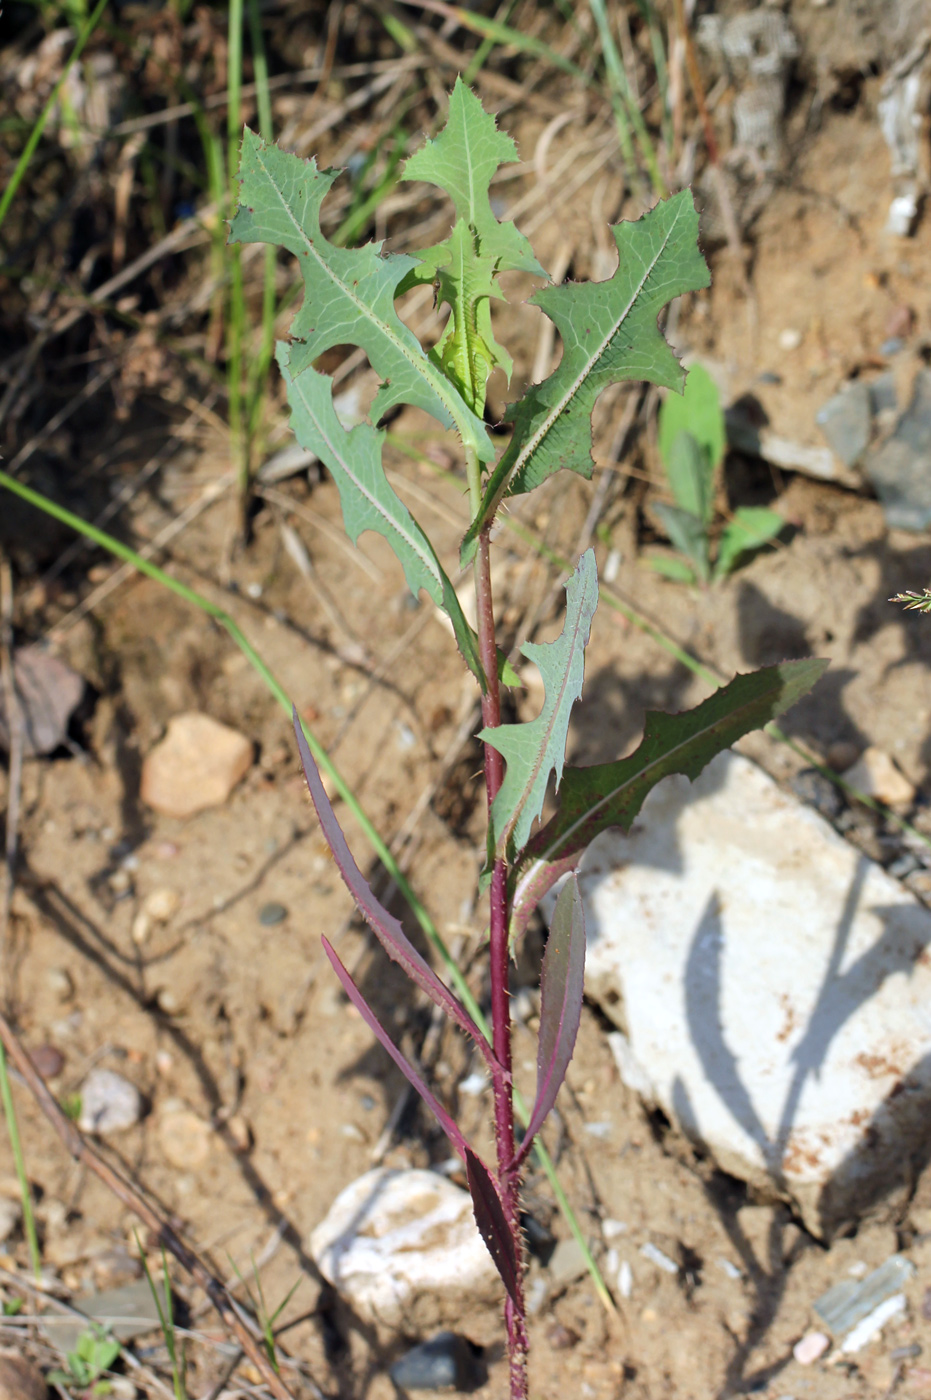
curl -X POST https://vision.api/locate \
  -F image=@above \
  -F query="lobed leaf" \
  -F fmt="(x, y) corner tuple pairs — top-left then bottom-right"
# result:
(509, 658), (829, 937)
(512, 875), (585, 1170)
(465, 1147), (521, 1307)
(278, 348), (487, 685)
(462, 190), (709, 563)
(322, 937), (473, 1163)
(230, 127), (494, 463)
(403, 77), (544, 281)
(480, 550), (599, 858)
(293, 710), (497, 1072)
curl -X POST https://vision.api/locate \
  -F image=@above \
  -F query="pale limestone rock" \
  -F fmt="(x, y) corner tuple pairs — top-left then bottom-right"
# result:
(79, 1069), (141, 1135)
(141, 712), (253, 818)
(309, 1168), (499, 1332)
(559, 751), (931, 1238)
(842, 745), (915, 808)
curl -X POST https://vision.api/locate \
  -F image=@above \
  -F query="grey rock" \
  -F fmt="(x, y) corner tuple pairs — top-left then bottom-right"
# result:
(79, 1068), (142, 1135)
(865, 368), (931, 530)
(816, 381), (872, 468)
(791, 768), (845, 820)
(880, 337), (905, 356)
(41, 1279), (162, 1352)
(0, 646), (84, 756)
(389, 1333), (483, 1392)
(814, 1253), (915, 1334)
(869, 372), (898, 417)
(258, 901), (287, 927)
(547, 1236), (589, 1287)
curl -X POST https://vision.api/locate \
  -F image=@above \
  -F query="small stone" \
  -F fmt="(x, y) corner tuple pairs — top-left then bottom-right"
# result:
(0, 647), (84, 758)
(155, 1050), (174, 1076)
(548, 1237), (589, 1287)
(618, 1259), (634, 1297)
(640, 1241), (678, 1275)
(79, 1069), (142, 1135)
(389, 1333), (483, 1392)
(865, 367), (931, 532)
(842, 747), (915, 808)
(141, 712), (253, 819)
(791, 768), (844, 820)
(156, 988), (184, 1017)
(891, 1344), (922, 1361)
(144, 888), (180, 922)
(880, 337), (905, 357)
(159, 1109), (211, 1170)
(130, 912), (151, 945)
(779, 327), (803, 350)
(109, 868), (133, 896)
(46, 967), (74, 1002)
(816, 381), (872, 468)
(0, 1354), (47, 1400)
(0, 1200), (21, 1244)
(793, 1331), (830, 1365)
(225, 1113), (251, 1152)
(29, 1044), (63, 1080)
(827, 741), (860, 773)
(258, 901), (287, 927)
(91, 1246), (142, 1290)
(309, 1168), (499, 1332)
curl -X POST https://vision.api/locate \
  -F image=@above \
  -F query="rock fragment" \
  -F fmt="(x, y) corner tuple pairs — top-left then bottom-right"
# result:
(389, 1333), (484, 1392)
(309, 1168), (499, 1333)
(158, 1106), (211, 1169)
(0, 1355), (47, 1400)
(78, 1069), (142, 1135)
(141, 712), (253, 818)
(842, 746), (915, 808)
(792, 1331), (830, 1365)
(0, 646), (84, 757)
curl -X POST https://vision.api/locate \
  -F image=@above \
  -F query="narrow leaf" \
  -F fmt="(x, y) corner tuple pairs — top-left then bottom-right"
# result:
(230, 127), (493, 462)
(465, 1147), (521, 1307)
(658, 363), (725, 476)
(513, 875), (585, 1170)
(714, 506), (784, 579)
(293, 710), (495, 1067)
(510, 658), (829, 937)
(653, 500), (710, 583)
(462, 189), (709, 561)
(322, 937), (472, 1162)
(480, 549), (599, 857)
(665, 429), (714, 526)
(278, 348), (487, 687)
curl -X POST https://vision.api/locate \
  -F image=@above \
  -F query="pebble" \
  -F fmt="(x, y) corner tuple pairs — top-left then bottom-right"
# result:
(547, 1322), (581, 1350)
(144, 887), (180, 923)
(0, 1200), (21, 1245)
(159, 1108), (211, 1170)
(29, 1044), (63, 1080)
(224, 1113), (252, 1152)
(865, 366), (931, 532)
(0, 1355), (47, 1400)
(842, 746), (916, 808)
(390, 1333), (483, 1392)
(618, 1259), (634, 1297)
(548, 1237), (590, 1288)
(793, 1331), (830, 1365)
(815, 381), (872, 468)
(791, 768), (845, 820)
(640, 1241), (678, 1275)
(602, 1218), (629, 1240)
(156, 987), (184, 1017)
(881, 337), (905, 356)
(258, 901), (288, 927)
(46, 967), (74, 1002)
(778, 327), (803, 351)
(141, 712), (253, 819)
(827, 741), (860, 773)
(0, 646), (84, 758)
(78, 1069), (142, 1135)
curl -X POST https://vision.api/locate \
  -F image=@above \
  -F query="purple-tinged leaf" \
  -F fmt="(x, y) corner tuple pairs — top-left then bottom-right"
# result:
(321, 936), (473, 1163)
(512, 876), (585, 1171)
(294, 710), (494, 1068)
(508, 659), (828, 940)
(465, 1148), (521, 1307)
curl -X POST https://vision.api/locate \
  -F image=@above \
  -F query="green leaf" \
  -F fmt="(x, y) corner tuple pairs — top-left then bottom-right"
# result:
(665, 428), (714, 524)
(653, 501), (710, 582)
(230, 127), (494, 463)
(462, 189), (709, 564)
(714, 506), (784, 579)
(403, 77), (544, 280)
(509, 658), (829, 938)
(426, 219), (505, 413)
(646, 554), (697, 584)
(277, 346), (488, 687)
(658, 362), (725, 475)
(480, 549), (599, 857)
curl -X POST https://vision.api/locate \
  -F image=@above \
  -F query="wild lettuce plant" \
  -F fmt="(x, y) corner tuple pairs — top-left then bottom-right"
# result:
(231, 81), (825, 1398)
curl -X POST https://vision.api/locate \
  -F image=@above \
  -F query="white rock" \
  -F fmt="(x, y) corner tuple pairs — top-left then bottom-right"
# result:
(79, 1069), (142, 1135)
(842, 746), (915, 808)
(841, 1294), (906, 1352)
(308, 1168), (499, 1332)
(158, 1108), (211, 1169)
(141, 713), (253, 819)
(793, 1330), (830, 1365)
(617, 1259), (633, 1297)
(564, 750), (931, 1239)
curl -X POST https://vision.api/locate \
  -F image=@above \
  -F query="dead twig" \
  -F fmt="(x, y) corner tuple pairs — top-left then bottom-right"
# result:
(0, 1008), (299, 1400)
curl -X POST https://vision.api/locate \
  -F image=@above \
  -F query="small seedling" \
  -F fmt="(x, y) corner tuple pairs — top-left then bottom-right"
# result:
(649, 362), (784, 584)
(47, 1323), (120, 1395)
(232, 80), (825, 1397)
(137, 1237), (187, 1400)
(228, 1253), (302, 1374)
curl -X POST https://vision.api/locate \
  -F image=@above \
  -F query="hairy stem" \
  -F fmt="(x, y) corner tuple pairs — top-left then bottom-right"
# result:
(473, 504), (528, 1397)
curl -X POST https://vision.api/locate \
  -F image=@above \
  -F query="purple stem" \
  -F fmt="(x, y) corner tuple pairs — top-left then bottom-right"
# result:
(475, 529), (528, 1398)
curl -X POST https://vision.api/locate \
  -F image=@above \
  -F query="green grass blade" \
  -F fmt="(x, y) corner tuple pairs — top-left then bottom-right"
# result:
(0, 1044), (41, 1280)
(0, 0), (109, 235)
